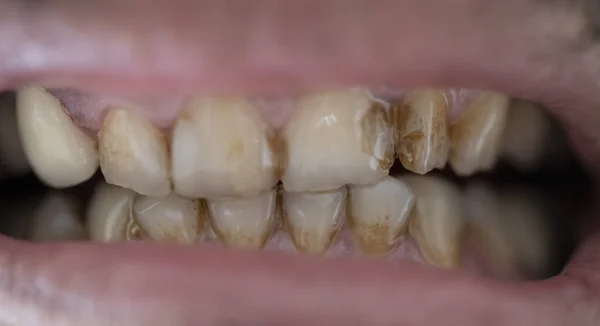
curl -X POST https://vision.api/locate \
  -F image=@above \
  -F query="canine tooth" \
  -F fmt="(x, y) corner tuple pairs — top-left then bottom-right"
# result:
(348, 177), (415, 255)
(28, 192), (86, 242)
(401, 175), (465, 269)
(132, 193), (204, 244)
(281, 89), (394, 192)
(86, 182), (136, 242)
(207, 189), (277, 250)
(282, 187), (347, 253)
(99, 108), (171, 196)
(0, 94), (30, 177)
(172, 97), (278, 198)
(449, 92), (509, 176)
(16, 86), (98, 188)
(391, 89), (449, 174)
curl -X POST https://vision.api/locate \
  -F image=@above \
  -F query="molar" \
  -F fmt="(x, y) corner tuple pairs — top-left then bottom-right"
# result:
(27, 192), (86, 242)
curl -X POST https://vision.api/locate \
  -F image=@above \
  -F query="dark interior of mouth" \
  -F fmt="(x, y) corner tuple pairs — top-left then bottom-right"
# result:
(0, 88), (592, 282)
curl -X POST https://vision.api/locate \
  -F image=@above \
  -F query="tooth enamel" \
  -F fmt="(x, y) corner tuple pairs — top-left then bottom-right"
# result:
(348, 177), (415, 255)
(132, 193), (204, 244)
(16, 86), (98, 188)
(391, 89), (449, 174)
(28, 192), (86, 242)
(172, 97), (278, 198)
(86, 182), (136, 242)
(282, 186), (347, 253)
(400, 175), (465, 269)
(281, 89), (394, 192)
(448, 92), (510, 176)
(98, 108), (171, 196)
(206, 188), (277, 250)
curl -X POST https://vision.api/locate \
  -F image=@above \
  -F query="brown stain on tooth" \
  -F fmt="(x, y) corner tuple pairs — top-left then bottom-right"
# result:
(360, 101), (395, 171)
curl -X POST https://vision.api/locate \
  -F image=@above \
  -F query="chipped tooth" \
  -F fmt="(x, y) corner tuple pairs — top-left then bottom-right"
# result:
(449, 92), (510, 176)
(281, 89), (394, 192)
(348, 176), (415, 255)
(172, 97), (278, 198)
(400, 175), (465, 269)
(86, 182), (136, 242)
(99, 108), (171, 196)
(132, 193), (204, 244)
(16, 86), (99, 188)
(28, 192), (86, 242)
(282, 186), (347, 253)
(207, 188), (277, 250)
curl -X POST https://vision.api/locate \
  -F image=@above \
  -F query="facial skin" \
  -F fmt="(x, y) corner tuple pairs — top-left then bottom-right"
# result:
(1, 0), (600, 325)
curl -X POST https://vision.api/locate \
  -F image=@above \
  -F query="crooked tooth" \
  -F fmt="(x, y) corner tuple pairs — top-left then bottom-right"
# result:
(99, 108), (171, 196)
(401, 175), (465, 269)
(449, 92), (509, 176)
(391, 89), (449, 174)
(172, 97), (278, 198)
(16, 87), (98, 188)
(282, 187), (347, 253)
(132, 193), (204, 244)
(207, 188), (277, 250)
(86, 182), (136, 242)
(28, 192), (86, 242)
(348, 177), (415, 255)
(281, 89), (394, 192)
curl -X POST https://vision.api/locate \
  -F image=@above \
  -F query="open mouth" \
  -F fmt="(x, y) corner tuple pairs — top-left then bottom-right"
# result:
(0, 1), (600, 325)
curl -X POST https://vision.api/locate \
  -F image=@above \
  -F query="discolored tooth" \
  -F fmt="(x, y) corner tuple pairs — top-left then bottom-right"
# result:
(99, 108), (171, 196)
(207, 188), (277, 250)
(281, 89), (394, 192)
(391, 89), (449, 174)
(28, 192), (86, 242)
(401, 175), (465, 269)
(348, 177), (415, 255)
(0, 94), (30, 178)
(86, 182), (136, 242)
(132, 193), (204, 244)
(449, 92), (510, 176)
(172, 97), (278, 198)
(282, 187), (347, 253)
(16, 86), (98, 188)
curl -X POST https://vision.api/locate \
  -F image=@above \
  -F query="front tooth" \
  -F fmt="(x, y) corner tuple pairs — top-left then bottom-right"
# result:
(281, 89), (394, 192)
(391, 89), (449, 174)
(16, 87), (98, 188)
(172, 97), (278, 198)
(348, 177), (415, 255)
(206, 188), (277, 250)
(132, 193), (204, 244)
(282, 187), (347, 253)
(98, 108), (171, 196)
(400, 175), (465, 269)
(86, 182), (137, 242)
(28, 192), (86, 242)
(449, 92), (510, 176)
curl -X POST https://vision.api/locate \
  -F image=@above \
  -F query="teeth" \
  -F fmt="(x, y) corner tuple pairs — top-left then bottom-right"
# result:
(132, 193), (204, 244)
(282, 187), (348, 253)
(391, 89), (449, 174)
(98, 108), (171, 196)
(16, 87), (98, 188)
(206, 188), (277, 250)
(348, 177), (415, 255)
(449, 92), (510, 176)
(86, 182), (137, 242)
(400, 175), (465, 269)
(281, 89), (394, 192)
(172, 97), (279, 198)
(28, 192), (86, 242)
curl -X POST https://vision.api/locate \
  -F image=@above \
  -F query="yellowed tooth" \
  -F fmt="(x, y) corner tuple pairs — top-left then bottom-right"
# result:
(400, 175), (465, 269)
(207, 188), (277, 250)
(171, 97), (278, 198)
(391, 89), (449, 174)
(132, 193), (204, 244)
(348, 176), (415, 255)
(16, 86), (98, 188)
(28, 192), (86, 242)
(282, 186), (347, 253)
(449, 92), (510, 176)
(281, 88), (394, 192)
(86, 182), (137, 242)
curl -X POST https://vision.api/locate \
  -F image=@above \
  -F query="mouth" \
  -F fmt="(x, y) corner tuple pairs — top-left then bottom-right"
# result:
(1, 0), (600, 325)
